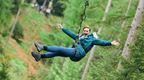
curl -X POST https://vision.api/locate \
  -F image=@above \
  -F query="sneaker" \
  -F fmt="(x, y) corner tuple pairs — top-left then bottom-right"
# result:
(31, 52), (41, 62)
(34, 42), (44, 52)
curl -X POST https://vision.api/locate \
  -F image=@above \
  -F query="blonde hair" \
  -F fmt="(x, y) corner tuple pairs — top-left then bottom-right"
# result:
(83, 25), (91, 31)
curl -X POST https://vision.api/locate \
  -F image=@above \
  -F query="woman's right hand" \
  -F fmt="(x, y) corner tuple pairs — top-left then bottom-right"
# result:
(57, 24), (63, 29)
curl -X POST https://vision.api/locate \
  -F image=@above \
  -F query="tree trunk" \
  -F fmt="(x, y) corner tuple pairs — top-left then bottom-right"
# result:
(6, 9), (21, 44)
(32, 0), (36, 3)
(102, 0), (112, 21)
(117, 0), (133, 70)
(121, 0), (132, 28)
(122, 0), (144, 59)
(42, 0), (47, 8)
(4, 0), (25, 48)
(48, 0), (53, 8)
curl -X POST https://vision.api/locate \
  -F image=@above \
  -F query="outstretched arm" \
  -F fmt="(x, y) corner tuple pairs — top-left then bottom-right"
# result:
(92, 38), (112, 46)
(58, 24), (78, 40)
(93, 38), (120, 46)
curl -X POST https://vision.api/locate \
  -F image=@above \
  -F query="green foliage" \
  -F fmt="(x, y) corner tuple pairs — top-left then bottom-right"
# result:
(0, 63), (9, 80)
(119, 18), (144, 80)
(64, 0), (84, 31)
(38, 0), (139, 80)
(11, 0), (21, 14)
(52, 0), (66, 17)
(25, 0), (31, 3)
(0, 0), (12, 34)
(0, 36), (4, 54)
(0, 0), (142, 80)
(7, 58), (27, 80)
(40, 30), (73, 46)
(12, 21), (24, 44)
(35, 59), (85, 80)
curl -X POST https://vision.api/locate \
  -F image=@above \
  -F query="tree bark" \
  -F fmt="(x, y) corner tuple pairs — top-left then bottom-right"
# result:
(121, 0), (132, 28)
(122, 0), (144, 59)
(4, 0), (24, 48)
(102, 0), (112, 21)
(117, 0), (133, 70)
(6, 9), (21, 44)
(48, 0), (53, 8)
(32, 0), (36, 3)
(42, 0), (47, 8)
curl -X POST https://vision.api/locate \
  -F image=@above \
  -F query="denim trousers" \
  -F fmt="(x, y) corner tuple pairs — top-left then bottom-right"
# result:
(41, 46), (76, 58)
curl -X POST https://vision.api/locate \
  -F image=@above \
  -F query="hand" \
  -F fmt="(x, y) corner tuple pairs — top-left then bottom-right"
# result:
(57, 24), (63, 29)
(111, 40), (120, 46)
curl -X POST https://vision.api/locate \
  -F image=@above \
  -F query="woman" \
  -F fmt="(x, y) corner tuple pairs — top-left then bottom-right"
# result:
(31, 24), (120, 62)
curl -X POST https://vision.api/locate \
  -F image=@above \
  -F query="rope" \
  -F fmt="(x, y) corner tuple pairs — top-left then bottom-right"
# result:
(73, 0), (89, 47)
(77, 0), (89, 35)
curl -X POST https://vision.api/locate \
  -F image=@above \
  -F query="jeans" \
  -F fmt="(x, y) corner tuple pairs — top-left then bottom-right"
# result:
(41, 46), (76, 58)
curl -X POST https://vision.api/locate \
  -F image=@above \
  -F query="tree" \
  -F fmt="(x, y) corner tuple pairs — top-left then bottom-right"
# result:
(5, 0), (25, 46)
(11, 0), (21, 14)
(102, 0), (112, 21)
(121, 0), (132, 28)
(0, 0), (12, 35)
(117, 0), (144, 78)
(64, 0), (87, 31)
(51, 0), (66, 16)
(117, 0), (133, 70)
(122, 0), (144, 60)
(12, 21), (24, 43)
(0, 63), (9, 80)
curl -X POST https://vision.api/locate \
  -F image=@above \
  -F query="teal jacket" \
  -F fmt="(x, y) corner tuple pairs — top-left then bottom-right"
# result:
(62, 28), (112, 61)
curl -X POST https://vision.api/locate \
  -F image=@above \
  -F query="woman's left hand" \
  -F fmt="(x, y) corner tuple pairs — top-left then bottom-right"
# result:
(111, 40), (120, 46)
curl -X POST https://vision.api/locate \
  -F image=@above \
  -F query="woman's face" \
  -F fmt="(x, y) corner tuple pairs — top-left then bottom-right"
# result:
(83, 28), (90, 35)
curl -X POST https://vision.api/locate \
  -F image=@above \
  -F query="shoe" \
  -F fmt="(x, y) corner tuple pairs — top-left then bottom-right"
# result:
(31, 52), (41, 62)
(34, 42), (44, 52)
